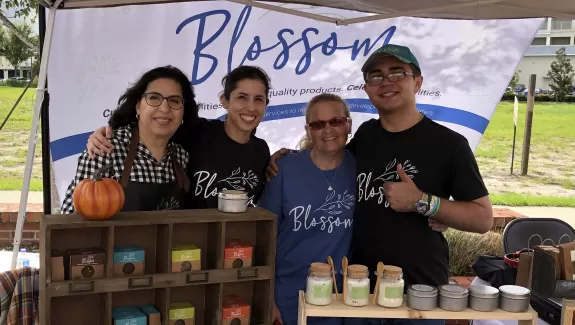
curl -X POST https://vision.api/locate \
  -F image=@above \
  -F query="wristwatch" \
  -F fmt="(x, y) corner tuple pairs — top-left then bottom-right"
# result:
(415, 192), (431, 215)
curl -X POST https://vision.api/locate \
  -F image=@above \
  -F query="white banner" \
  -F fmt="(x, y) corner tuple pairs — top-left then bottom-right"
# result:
(47, 1), (542, 202)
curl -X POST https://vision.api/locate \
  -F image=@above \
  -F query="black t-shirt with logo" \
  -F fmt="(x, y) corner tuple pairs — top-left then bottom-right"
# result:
(346, 116), (489, 290)
(173, 119), (270, 209)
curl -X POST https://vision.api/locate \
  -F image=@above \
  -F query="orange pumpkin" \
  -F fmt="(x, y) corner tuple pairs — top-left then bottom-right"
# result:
(72, 164), (125, 220)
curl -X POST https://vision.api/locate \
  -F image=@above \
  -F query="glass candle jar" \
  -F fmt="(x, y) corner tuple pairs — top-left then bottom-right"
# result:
(305, 262), (333, 305)
(377, 265), (404, 308)
(344, 264), (370, 307)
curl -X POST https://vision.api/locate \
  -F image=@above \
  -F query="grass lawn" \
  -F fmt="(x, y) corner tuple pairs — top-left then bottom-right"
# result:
(475, 101), (575, 206)
(0, 86), (574, 206)
(0, 87), (44, 191)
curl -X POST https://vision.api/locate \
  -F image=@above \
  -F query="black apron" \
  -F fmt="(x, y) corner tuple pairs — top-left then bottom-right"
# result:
(119, 128), (190, 211)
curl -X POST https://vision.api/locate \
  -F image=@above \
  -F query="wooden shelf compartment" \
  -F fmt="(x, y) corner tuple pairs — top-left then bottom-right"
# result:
(39, 208), (277, 325)
(297, 291), (539, 325)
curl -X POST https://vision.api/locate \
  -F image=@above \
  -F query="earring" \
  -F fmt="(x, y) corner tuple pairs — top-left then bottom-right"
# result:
(136, 114), (140, 120)
(181, 120), (184, 125)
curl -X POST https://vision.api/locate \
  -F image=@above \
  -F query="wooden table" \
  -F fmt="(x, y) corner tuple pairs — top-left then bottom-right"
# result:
(297, 291), (538, 325)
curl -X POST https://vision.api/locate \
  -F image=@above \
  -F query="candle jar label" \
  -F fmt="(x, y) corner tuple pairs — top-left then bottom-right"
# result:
(313, 285), (332, 298)
(385, 286), (403, 299)
(350, 286), (369, 299)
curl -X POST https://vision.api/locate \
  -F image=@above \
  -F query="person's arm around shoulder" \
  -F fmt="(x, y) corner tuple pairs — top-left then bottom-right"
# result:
(257, 155), (285, 219)
(429, 138), (493, 233)
(256, 155), (285, 325)
(60, 147), (114, 214)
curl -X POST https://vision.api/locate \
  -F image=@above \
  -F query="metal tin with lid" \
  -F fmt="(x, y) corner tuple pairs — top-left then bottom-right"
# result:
(407, 284), (438, 311)
(217, 190), (248, 213)
(438, 284), (469, 312)
(469, 285), (500, 312)
(499, 285), (531, 312)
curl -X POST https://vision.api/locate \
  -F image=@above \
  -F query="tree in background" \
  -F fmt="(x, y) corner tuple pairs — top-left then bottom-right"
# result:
(508, 69), (521, 90)
(0, 0), (38, 50)
(547, 47), (574, 102)
(1, 22), (36, 77)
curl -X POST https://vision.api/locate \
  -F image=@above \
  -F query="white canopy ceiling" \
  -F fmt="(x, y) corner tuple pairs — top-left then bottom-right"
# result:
(39, 0), (575, 25)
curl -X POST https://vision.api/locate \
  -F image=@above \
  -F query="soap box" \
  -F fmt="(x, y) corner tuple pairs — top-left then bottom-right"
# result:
(67, 248), (105, 280)
(113, 245), (145, 276)
(138, 304), (161, 325)
(169, 301), (195, 325)
(112, 308), (147, 325)
(224, 240), (253, 269)
(222, 295), (251, 325)
(171, 244), (201, 272)
(51, 250), (65, 282)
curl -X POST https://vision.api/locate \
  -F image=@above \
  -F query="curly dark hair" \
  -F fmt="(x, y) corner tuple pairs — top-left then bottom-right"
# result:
(221, 65), (271, 105)
(108, 65), (198, 129)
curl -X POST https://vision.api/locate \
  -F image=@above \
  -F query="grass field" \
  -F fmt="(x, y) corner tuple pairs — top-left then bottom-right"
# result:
(0, 87), (575, 206)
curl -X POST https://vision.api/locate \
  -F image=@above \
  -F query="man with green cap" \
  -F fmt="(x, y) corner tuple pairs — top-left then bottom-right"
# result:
(266, 43), (493, 325)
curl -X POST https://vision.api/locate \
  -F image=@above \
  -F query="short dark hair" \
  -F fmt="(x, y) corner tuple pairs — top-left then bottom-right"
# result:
(108, 65), (199, 129)
(221, 65), (271, 105)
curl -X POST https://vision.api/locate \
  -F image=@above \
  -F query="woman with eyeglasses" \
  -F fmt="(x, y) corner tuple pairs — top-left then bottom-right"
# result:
(257, 93), (355, 325)
(84, 65), (271, 210)
(61, 65), (197, 213)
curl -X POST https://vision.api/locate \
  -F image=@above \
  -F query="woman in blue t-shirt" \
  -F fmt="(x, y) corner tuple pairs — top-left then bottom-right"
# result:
(258, 93), (355, 325)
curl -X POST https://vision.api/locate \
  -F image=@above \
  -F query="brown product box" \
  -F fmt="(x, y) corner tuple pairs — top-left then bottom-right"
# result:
(67, 248), (106, 280)
(51, 250), (65, 282)
(535, 245), (561, 279)
(138, 304), (161, 325)
(222, 295), (250, 325)
(224, 240), (253, 269)
(169, 301), (194, 325)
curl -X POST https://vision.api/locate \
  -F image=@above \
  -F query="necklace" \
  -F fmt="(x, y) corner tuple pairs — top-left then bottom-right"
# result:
(320, 168), (338, 191)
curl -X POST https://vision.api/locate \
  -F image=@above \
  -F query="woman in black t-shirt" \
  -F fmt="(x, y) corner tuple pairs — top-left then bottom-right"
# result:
(86, 65), (271, 209)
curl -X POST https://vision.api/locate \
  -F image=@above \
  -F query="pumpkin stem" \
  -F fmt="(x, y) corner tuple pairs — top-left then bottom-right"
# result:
(94, 163), (113, 181)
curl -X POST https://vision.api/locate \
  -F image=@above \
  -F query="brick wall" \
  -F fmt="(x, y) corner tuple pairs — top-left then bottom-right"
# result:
(0, 203), (42, 244)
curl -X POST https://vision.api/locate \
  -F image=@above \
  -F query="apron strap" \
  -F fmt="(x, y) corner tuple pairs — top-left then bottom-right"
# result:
(119, 127), (140, 189)
(172, 151), (190, 193)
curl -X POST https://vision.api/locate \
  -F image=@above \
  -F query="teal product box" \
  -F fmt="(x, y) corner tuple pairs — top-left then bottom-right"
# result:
(113, 310), (147, 325)
(112, 306), (141, 316)
(113, 245), (145, 276)
(138, 304), (161, 325)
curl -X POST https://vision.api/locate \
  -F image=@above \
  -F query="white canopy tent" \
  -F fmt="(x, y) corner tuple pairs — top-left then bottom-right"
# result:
(11, 0), (575, 268)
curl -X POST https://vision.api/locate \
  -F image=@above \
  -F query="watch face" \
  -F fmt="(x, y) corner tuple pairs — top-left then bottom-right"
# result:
(415, 201), (429, 214)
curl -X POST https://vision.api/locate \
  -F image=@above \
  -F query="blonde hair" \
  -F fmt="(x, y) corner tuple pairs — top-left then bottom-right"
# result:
(297, 93), (351, 150)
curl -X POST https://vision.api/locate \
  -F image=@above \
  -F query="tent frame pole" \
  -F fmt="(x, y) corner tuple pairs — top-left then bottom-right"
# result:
(11, 0), (63, 269)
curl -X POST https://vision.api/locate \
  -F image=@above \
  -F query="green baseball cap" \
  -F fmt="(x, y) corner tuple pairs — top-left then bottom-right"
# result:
(361, 44), (421, 74)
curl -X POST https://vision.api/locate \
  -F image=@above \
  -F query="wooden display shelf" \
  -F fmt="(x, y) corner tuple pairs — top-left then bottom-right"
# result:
(297, 291), (538, 325)
(39, 207), (277, 325)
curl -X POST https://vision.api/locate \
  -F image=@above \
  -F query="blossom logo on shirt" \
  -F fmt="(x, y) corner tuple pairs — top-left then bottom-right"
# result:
(357, 159), (418, 208)
(290, 190), (355, 233)
(194, 167), (259, 206)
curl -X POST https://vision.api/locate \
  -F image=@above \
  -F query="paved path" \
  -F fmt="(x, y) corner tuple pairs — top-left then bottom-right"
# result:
(0, 191), (43, 204)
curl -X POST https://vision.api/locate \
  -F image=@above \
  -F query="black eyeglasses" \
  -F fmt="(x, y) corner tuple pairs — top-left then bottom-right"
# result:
(308, 117), (349, 130)
(366, 71), (414, 86)
(142, 92), (185, 110)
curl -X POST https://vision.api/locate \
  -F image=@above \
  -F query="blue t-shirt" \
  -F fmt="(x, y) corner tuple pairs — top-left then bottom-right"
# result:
(258, 149), (356, 325)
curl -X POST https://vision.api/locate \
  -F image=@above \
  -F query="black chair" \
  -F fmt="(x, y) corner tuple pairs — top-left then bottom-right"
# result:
(502, 217), (575, 254)
(502, 217), (575, 325)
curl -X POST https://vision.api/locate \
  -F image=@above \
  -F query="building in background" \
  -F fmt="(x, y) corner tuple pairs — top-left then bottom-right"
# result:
(517, 18), (575, 90)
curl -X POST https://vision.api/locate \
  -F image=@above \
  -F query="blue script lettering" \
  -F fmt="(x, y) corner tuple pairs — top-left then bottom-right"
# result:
(176, 5), (396, 85)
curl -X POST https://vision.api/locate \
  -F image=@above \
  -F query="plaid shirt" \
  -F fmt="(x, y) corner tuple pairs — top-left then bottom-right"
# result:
(60, 125), (189, 214)
(0, 267), (39, 325)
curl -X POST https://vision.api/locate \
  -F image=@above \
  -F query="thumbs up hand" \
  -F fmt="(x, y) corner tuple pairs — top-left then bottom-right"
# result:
(383, 163), (422, 212)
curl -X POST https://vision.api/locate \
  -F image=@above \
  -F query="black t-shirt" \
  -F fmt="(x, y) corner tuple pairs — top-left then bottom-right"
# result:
(173, 118), (270, 209)
(346, 116), (489, 290)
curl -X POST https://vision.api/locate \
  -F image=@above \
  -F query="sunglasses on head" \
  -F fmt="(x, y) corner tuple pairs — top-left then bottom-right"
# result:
(307, 117), (349, 130)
